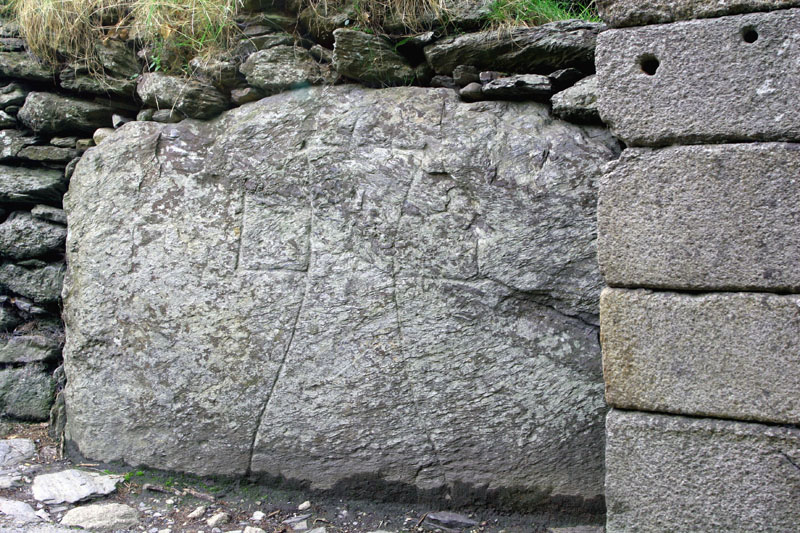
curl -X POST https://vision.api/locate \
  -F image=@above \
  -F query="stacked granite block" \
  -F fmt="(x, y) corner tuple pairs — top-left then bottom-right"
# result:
(595, 1), (800, 531)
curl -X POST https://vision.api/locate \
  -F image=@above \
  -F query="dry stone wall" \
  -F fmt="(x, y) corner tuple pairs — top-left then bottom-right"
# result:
(0, 1), (619, 517)
(596, 2), (800, 531)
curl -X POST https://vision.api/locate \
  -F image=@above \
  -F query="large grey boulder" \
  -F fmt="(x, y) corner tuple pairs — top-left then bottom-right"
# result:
(0, 364), (55, 420)
(137, 73), (228, 120)
(0, 261), (65, 304)
(0, 212), (67, 260)
(596, 9), (800, 146)
(63, 86), (619, 507)
(598, 143), (800, 291)
(597, 0), (800, 27)
(332, 29), (416, 86)
(0, 166), (65, 206)
(424, 21), (603, 76)
(605, 410), (800, 532)
(240, 46), (333, 95)
(601, 289), (800, 425)
(18, 93), (115, 135)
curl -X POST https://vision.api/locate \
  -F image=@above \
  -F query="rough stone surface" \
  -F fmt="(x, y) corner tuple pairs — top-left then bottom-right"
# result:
(598, 143), (800, 290)
(32, 470), (120, 504)
(424, 20), (603, 76)
(16, 145), (78, 165)
(0, 498), (39, 524)
(30, 205), (66, 225)
(0, 83), (28, 109)
(137, 73), (228, 120)
(0, 212), (67, 260)
(605, 409), (800, 532)
(0, 364), (55, 420)
(18, 93), (115, 135)
(0, 261), (64, 304)
(601, 289), (800, 425)
(63, 86), (619, 503)
(240, 46), (332, 95)
(0, 52), (54, 82)
(482, 74), (552, 100)
(597, 0), (800, 27)
(60, 503), (139, 530)
(596, 9), (800, 146)
(332, 29), (416, 86)
(0, 129), (36, 161)
(0, 439), (35, 467)
(551, 75), (599, 124)
(0, 333), (62, 364)
(0, 166), (64, 206)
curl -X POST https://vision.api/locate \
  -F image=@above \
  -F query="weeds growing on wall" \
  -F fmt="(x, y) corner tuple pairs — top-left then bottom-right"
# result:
(3, 0), (240, 73)
(485, 0), (599, 28)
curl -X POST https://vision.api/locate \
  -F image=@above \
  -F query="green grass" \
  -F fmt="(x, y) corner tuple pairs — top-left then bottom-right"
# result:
(485, 0), (600, 28)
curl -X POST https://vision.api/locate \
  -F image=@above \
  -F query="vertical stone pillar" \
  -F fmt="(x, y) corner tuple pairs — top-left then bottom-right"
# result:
(594, 2), (800, 530)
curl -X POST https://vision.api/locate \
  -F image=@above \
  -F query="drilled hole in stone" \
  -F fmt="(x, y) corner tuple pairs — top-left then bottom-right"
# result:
(742, 27), (759, 43)
(639, 55), (659, 76)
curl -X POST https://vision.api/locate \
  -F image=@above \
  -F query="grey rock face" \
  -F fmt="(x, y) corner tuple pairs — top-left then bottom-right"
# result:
(30, 205), (67, 225)
(0, 166), (64, 205)
(424, 21), (603, 76)
(597, 0), (800, 27)
(601, 289), (800, 425)
(0, 364), (55, 420)
(0, 129), (36, 162)
(0, 52), (54, 82)
(0, 498), (40, 524)
(0, 334), (62, 364)
(60, 503), (139, 530)
(137, 73), (228, 120)
(59, 67), (135, 97)
(240, 46), (332, 95)
(596, 9), (800, 146)
(481, 74), (552, 100)
(0, 83), (28, 109)
(15, 145), (78, 165)
(598, 144), (800, 290)
(0, 439), (35, 467)
(32, 470), (120, 504)
(605, 409), (800, 532)
(0, 261), (65, 304)
(551, 75), (599, 124)
(63, 86), (619, 504)
(332, 29), (416, 87)
(18, 93), (115, 135)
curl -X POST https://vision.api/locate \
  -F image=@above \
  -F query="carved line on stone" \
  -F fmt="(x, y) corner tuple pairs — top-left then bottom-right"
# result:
(233, 189), (246, 272)
(245, 199), (314, 475)
(393, 120), (448, 487)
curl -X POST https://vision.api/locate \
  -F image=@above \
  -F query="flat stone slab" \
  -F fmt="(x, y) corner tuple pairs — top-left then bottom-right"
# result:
(606, 409), (800, 532)
(601, 289), (800, 425)
(596, 9), (800, 146)
(597, 0), (800, 27)
(63, 86), (619, 505)
(61, 503), (139, 530)
(0, 498), (39, 524)
(31, 470), (120, 504)
(598, 143), (800, 291)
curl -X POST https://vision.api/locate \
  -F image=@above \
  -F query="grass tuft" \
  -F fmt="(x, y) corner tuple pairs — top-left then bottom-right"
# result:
(485, 0), (599, 28)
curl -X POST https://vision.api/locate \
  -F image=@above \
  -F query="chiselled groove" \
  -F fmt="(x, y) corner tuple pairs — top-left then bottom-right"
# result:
(245, 200), (314, 475)
(232, 189), (246, 272)
(390, 156), (448, 488)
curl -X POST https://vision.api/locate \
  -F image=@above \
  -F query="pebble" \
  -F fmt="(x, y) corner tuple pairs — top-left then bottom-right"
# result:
(251, 510), (265, 521)
(282, 514), (311, 525)
(292, 520), (309, 531)
(298, 500), (311, 511)
(307, 528), (327, 533)
(187, 505), (206, 519)
(165, 499), (174, 505)
(206, 512), (230, 527)
(243, 527), (266, 533)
